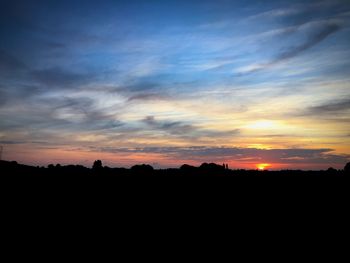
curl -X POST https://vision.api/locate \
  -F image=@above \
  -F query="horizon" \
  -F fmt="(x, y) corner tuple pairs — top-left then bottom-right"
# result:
(1, 0), (350, 170)
(1, 159), (349, 172)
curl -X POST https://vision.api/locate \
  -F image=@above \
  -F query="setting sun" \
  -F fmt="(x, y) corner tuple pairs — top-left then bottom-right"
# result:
(256, 163), (272, 170)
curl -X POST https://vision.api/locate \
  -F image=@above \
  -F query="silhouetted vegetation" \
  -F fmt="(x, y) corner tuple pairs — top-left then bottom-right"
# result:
(345, 162), (350, 172)
(131, 164), (154, 176)
(92, 160), (103, 170)
(0, 160), (348, 179)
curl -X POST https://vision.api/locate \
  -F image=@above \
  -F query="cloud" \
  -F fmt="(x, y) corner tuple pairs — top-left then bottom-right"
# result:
(112, 82), (158, 93)
(0, 50), (27, 73)
(275, 23), (340, 61)
(0, 140), (24, 145)
(127, 93), (169, 102)
(248, 0), (349, 26)
(0, 89), (6, 106)
(107, 82), (172, 102)
(142, 116), (240, 138)
(47, 96), (123, 131)
(93, 146), (350, 165)
(238, 22), (341, 74)
(31, 67), (94, 88)
(0, 53), (95, 101)
(305, 99), (350, 116)
(0, 96), (123, 132)
(248, 7), (302, 20)
(142, 116), (196, 135)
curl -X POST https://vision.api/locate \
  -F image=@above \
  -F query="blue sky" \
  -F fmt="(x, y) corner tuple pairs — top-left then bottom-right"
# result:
(0, 0), (349, 169)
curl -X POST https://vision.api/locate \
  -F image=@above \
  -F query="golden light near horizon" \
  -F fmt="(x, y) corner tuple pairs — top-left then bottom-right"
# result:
(247, 120), (277, 130)
(256, 163), (271, 171)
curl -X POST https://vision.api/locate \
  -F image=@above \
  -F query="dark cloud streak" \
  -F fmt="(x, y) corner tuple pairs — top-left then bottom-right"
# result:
(275, 23), (340, 62)
(107, 82), (172, 102)
(306, 99), (350, 115)
(143, 116), (197, 135)
(0, 96), (123, 132)
(142, 116), (240, 138)
(242, 22), (342, 74)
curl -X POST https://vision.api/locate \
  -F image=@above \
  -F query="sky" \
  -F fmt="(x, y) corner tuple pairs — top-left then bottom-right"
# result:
(0, 0), (349, 170)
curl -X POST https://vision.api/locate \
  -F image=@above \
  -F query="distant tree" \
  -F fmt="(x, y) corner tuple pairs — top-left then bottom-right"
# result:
(200, 163), (225, 172)
(327, 167), (337, 174)
(48, 164), (54, 169)
(93, 160), (103, 170)
(180, 164), (197, 174)
(344, 162), (350, 173)
(180, 164), (196, 170)
(200, 163), (222, 169)
(131, 164), (154, 174)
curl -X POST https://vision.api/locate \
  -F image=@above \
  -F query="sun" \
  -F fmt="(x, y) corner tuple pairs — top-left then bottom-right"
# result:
(256, 163), (271, 170)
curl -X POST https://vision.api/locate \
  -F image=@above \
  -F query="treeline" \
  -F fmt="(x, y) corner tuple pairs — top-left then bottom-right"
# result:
(0, 160), (349, 177)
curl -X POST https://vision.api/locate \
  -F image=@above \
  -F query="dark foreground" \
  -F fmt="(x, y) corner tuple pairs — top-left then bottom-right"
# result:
(1, 160), (348, 178)
(1, 160), (348, 203)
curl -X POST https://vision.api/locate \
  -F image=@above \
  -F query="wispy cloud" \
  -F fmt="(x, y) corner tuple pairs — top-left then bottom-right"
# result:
(248, 7), (302, 20)
(0, 95), (123, 132)
(237, 22), (342, 74)
(127, 93), (169, 102)
(143, 116), (196, 135)
(275, 24), (340, 61)
(305, 99), (350, 116)
(31, 67), (94, 89)
(0, 50), (27, 73)
(142, 116), (240, 138)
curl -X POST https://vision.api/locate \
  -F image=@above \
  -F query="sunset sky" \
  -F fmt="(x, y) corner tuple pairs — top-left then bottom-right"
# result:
(0, 0), (349, 170)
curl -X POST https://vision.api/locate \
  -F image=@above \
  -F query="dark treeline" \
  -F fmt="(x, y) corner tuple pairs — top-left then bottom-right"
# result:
(1, 160), (349, 178)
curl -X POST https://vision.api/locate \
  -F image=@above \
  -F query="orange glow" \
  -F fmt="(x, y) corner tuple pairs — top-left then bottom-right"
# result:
(256, 163), (271, 170)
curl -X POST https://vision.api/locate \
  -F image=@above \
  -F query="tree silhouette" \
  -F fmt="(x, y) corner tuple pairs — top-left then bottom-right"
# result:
(344, 162), (350, 173)
(131, 164), (154, 174)
(93, 160), (103, 170)
(327, 167), (337, 174)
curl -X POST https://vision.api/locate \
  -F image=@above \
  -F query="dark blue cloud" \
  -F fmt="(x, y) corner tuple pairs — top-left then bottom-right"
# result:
(143, 116), (196, 135)
(306, 99), (350, 116)
(31, 67), (94, 88)
(0, 49), (27, 73)
(142, 116), (240, 138)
